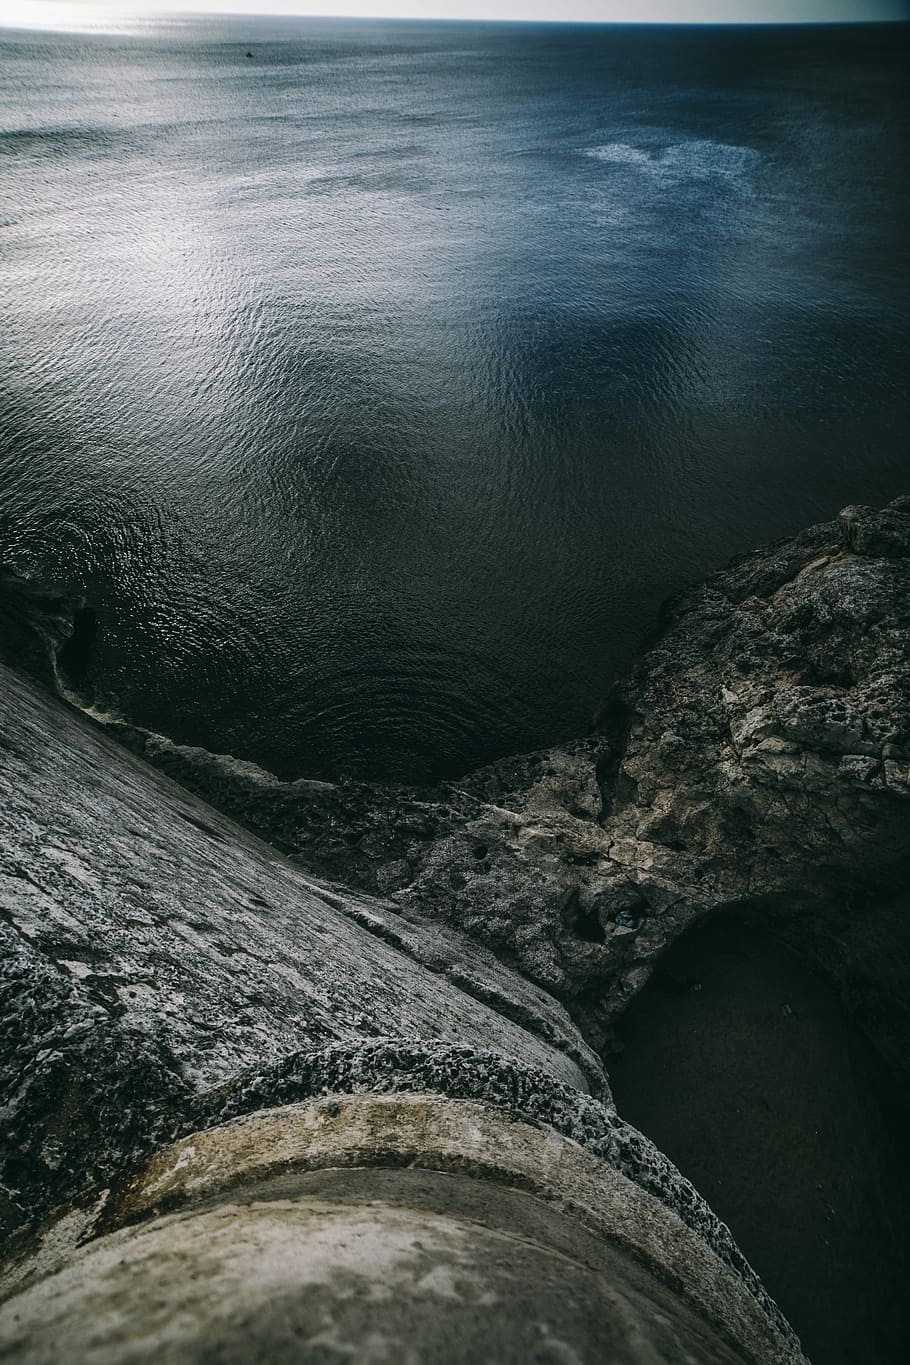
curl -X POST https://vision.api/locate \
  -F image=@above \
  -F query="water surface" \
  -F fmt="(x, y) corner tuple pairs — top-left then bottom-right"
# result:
(2, 18), (907, 777)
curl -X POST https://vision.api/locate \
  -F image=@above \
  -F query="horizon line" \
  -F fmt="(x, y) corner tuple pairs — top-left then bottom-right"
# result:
(3, 10), (909, 32)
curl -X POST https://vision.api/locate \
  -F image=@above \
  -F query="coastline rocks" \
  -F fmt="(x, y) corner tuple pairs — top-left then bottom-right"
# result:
(3, 498), (908, 1163)
(408, 496), (910, 1061)
(0, 659), (604, 1236)
(3, 501), (906, 1362)
(0, 662), (805, 1363)
(89, 500), (910, 1064)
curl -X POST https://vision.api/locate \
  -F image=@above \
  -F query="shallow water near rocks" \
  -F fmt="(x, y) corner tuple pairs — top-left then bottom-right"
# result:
(608, 916), (910, 1365)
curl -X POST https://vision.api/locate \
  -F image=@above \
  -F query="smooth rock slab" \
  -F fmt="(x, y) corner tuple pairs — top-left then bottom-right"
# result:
(0, 1095), (806, 1365)
(0, 659), (597, 1229)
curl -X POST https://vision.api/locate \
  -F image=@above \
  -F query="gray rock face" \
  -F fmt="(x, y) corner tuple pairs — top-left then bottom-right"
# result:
(104, 499), (910, 1061)
(0, 653), (775, 1304)
(0, 1097), (804, 1365)
(3, 499), (907, 1365)
(0, 660), (605, 1237)
(0, 631), (806, 1364)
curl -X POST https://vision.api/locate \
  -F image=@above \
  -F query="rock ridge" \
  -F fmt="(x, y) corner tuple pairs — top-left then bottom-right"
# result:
(4, 498), (907, 1362)
(49, 497), (909, 1070)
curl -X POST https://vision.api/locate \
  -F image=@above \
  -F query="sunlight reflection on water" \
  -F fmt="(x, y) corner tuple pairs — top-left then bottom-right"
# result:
(1, 18), (908, 778)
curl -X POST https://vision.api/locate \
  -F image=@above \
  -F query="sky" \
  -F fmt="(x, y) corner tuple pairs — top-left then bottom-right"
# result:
(2, 0), (907, 31)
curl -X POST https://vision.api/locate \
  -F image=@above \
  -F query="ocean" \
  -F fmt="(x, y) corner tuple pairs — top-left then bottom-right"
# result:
(1, 16), (908, 779)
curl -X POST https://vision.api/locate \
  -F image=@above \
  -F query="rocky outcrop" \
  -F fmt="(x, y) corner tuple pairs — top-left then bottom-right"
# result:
(98, 499), (910, 1066)
(2, 498), (908, 1365)
(2, 1094), (803, 1365)
(0, 660), (606, 1234)
(0, 631), (805, 1363)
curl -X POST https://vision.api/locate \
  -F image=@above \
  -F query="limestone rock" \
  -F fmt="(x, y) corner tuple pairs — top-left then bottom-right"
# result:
(92, 500), (910, 1064)
(0, 661), (601, 1235)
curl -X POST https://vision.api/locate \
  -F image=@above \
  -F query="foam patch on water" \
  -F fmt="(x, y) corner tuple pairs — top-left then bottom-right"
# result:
(585, 138), (760, 189)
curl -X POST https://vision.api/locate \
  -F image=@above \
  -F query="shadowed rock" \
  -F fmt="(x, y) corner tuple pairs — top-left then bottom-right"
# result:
(0, 662), (804, 1364)
(4, 500), (908, 1363)
(92, 499), (910, 1065)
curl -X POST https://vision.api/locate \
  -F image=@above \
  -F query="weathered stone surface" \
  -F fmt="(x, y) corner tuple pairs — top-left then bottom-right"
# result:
(0, 661), (806, 1363)
(99, 499), (910, 1062)
(3, 1193), (738, 1365)
(0, 1097), (804, 1364)
(4, 500), (907, 1364)
(178, 1038), (765, 1294)
(0, 660), (605, 1237)
(1, 646), (786, 1337)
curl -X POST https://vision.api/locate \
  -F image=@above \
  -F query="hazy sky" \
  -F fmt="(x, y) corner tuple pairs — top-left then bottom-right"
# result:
(3, 0), (908, 32)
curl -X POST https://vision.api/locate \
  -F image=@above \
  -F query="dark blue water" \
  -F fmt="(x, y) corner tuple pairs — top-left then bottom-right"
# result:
(2, 18), (908, 779)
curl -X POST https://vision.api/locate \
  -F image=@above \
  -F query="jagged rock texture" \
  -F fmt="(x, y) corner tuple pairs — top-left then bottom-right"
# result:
(107, 499), (910, 1065)
(0, 661), (603, 1238)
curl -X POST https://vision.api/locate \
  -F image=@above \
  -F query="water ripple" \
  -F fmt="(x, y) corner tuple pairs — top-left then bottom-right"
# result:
(1, 19), (907, 779)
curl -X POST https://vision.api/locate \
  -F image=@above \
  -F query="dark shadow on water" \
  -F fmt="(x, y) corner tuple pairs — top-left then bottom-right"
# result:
(608, 916), (910, 1365)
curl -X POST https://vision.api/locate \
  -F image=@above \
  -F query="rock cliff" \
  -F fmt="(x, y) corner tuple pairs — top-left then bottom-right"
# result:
(100, 498), (910, 1068)
(3, 498), (908, 1364)
(0, 574), (809, 1364)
